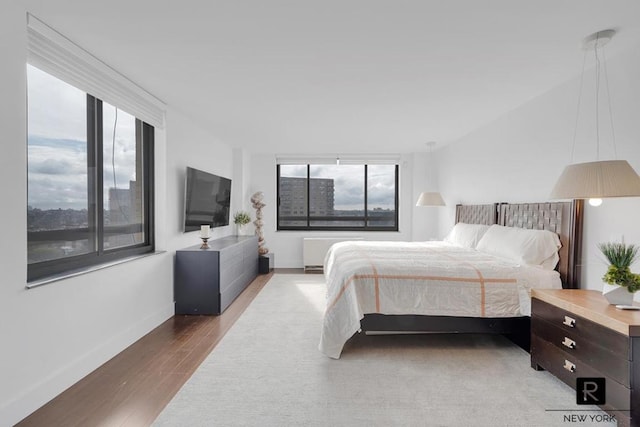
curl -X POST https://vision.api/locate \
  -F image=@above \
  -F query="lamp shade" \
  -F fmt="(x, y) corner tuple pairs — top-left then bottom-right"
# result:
(550, 160), (640, 200)
(416, 192), (445, 206)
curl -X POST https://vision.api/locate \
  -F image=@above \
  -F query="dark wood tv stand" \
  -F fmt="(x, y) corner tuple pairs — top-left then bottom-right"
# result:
(174, 235), (259, 315)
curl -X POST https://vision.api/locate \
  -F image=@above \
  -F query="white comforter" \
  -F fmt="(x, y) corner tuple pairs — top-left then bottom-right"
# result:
(319, 241), (562, 359)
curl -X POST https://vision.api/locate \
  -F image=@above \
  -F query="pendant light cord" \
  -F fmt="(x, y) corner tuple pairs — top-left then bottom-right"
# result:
(602, 48), (618, 159)
(570, 32), (617, 163)
(570, 50), (588, 162)
(594, 39), (601, 161)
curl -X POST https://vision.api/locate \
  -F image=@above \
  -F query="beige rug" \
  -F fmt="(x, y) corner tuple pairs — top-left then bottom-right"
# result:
(154, 274), (613, 426)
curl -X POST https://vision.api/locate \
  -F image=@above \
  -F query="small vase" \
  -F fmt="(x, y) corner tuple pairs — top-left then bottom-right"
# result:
(602, 283), (635, 305)
(236, 224), (245, 236)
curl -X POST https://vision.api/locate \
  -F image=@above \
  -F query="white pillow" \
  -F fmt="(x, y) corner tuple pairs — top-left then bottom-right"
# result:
(539, 252), (560, 270)
(475, 225), (562, 269)
(444, 223), (491, 249)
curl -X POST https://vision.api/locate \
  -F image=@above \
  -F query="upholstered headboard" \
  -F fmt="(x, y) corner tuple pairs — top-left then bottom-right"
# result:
(499, 201), (584, 289)
(453, 201), (583, 288)
(455, 204), (498, 225)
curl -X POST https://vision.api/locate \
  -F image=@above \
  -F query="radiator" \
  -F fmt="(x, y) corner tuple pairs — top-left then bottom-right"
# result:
(303, 237), (362, 271)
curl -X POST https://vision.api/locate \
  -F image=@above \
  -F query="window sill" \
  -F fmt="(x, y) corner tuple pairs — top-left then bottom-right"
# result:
(26, 250), (167, 289)
(276, 229), (401, 232)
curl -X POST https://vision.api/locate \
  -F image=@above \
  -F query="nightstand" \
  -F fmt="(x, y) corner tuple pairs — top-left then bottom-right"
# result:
(531, 289), (640, 427)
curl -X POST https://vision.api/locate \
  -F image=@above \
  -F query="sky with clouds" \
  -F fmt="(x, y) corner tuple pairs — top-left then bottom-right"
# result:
(27, 65), (138, 211)
(27, 65), (395, 213)
(280, 164), (396, 211)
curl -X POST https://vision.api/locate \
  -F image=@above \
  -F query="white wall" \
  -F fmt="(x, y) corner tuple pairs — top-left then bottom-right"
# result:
(412, 151), (441, 241)
(248, 153), (424, 267)
(164, 108), (235, 249)
(434, 43), (640, 293)
(232, 148), (253, 232)
(0, 5), (236, 425)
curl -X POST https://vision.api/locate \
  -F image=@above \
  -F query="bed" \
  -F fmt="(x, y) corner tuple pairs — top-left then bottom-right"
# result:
(319, 201), (583, 359)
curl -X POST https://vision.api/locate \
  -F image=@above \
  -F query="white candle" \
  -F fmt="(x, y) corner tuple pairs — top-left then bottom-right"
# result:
(200, 225), (210, 238)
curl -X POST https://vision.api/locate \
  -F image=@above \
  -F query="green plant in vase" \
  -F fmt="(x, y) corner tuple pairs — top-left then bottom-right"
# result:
(598, 242), (640, 304)
(233, 211), (251, 235)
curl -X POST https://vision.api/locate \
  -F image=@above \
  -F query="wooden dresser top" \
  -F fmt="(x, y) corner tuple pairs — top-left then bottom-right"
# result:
(532, 289), (640, 337)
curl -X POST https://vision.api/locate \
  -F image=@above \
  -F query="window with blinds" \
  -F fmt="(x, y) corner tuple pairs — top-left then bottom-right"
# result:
(26, 15), (160, 283)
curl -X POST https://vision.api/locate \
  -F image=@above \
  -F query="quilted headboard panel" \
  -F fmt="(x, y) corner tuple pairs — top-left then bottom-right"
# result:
(455, 204), (498, 225)
(499, 201), (583, 289)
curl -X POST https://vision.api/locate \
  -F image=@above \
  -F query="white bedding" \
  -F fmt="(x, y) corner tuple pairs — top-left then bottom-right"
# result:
(319, 240), (562, 359)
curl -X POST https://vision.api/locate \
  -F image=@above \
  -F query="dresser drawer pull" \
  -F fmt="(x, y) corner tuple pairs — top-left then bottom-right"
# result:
(562, 337), (576, 349)
(563, 360), (576, 373)
(562, 316), (576, 328)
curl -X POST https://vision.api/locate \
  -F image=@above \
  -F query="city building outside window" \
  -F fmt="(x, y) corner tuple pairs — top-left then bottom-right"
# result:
(277, 164), (398, 231)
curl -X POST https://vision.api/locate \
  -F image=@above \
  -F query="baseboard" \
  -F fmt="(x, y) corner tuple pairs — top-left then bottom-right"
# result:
(0, 303), (175, 427)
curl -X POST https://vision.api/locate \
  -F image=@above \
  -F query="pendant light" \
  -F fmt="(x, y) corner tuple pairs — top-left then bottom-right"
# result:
(416, 141), (445, 207)
(550, 29), (640, 203)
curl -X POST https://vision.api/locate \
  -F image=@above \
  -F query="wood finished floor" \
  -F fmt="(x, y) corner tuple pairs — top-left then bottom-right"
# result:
(16, 270), (297, 427)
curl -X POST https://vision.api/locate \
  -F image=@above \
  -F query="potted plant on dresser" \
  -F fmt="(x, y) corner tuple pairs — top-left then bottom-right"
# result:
(233, 211), (251, 236)
(598, 242), (640, 305)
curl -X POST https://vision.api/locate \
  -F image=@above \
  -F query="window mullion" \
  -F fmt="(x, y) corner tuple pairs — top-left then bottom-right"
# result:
(142, 122), (154, 247)
(306, 164), (310, 228)
(395, 165), (399, 229)
(86, 95), (99, 254)
(364, 165), (368, 229)
(95, 99), (105, 254)
(276, 164), (281, 227)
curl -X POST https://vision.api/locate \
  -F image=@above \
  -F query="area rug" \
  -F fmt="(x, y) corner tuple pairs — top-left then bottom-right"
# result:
(154, 274), (613, 427)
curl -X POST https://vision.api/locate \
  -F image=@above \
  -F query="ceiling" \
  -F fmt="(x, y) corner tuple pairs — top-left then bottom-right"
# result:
(24, 0), (640, 154)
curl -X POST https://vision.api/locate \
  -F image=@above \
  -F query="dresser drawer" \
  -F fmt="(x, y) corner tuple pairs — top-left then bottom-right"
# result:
(532, 299), (629, 359)
(219, 244), (244, 265)
(532, 317), (630, 387)
(219, 256), (243, 290)
(531, 335), (630, 413)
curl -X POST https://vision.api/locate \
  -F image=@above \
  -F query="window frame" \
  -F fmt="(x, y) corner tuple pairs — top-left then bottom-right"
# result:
(27, 91), (155, 282)
(276, 163), (399, 232)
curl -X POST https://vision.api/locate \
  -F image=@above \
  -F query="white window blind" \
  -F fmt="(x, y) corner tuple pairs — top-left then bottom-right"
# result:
(27, 13), (166, 128)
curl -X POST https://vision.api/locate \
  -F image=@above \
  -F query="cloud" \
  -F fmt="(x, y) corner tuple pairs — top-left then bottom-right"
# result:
(367, 180), (395, 208)
(279, 165), (307, 178)
(28, 138), (87, 177)
(334, 175), (364, 209)
(30, 158), (77, 175)
(28, 135), (138, 210)
(28, 175), (88, 210)
(27, 66), (141, 210)
(28, 65), (87, 142)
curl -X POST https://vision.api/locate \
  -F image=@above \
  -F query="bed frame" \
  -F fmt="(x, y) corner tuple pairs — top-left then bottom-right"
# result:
(359, 200), (584, 351)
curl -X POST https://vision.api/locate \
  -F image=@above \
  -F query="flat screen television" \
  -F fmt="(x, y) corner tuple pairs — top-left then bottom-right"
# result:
(184, 167), (232, 232)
